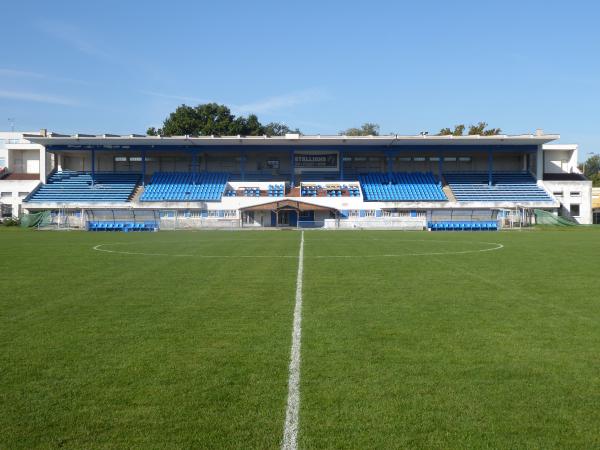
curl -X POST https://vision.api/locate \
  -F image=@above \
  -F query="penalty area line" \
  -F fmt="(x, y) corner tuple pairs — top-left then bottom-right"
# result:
(282, 230), (304, 450)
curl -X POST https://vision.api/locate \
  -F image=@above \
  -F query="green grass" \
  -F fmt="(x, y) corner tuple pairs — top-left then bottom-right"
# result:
(1, 228), (599, 448)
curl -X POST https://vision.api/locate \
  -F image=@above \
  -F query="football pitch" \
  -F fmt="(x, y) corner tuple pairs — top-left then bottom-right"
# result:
(1, 228), (599, 449)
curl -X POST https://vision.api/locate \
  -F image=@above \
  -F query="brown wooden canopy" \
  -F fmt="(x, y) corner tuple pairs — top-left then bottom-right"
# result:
(240, 199), (336, 212)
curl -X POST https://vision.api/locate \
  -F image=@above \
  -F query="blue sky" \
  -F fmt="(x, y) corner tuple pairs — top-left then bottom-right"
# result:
(0, 0), (598, 159)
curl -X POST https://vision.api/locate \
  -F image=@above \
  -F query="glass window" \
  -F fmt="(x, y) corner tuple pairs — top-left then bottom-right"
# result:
(444, 157), (457, 162)
(413, 157), (426, 162)
(458, 157), (471, 162)
(429, 157), (440, 162)
(570, 204), (580, 216)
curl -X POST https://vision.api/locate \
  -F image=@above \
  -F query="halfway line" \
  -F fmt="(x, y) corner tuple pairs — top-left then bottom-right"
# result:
(282, 230), (304, 450)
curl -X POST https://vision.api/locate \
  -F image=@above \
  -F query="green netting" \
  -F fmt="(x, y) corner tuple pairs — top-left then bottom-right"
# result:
(20, 211), (52, 228)
(534, 209), (578, 226)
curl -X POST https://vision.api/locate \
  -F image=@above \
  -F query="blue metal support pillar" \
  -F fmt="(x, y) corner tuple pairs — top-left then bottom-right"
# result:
(191, 150), (199, 173)
(339, 150), (344, 181)
(91, 148), (95, 187)
(240, 150), (246, 181)
(142, 148), (146, 186)
(386, 153), (394, 180)
(488, 149), (493, 186)
(438, 151), (443, 185)
(290, 150), (296, 187)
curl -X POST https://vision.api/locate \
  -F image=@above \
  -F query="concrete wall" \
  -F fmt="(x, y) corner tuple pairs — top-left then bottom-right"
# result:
(542, 144), (579, 174)
(0, 179), (41, 217)
(542, 179), (593, 224)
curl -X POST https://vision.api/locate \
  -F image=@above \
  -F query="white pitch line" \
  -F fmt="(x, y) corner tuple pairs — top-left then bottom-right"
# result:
(93, 241), (503, 259)
(282, 231), (304, 450)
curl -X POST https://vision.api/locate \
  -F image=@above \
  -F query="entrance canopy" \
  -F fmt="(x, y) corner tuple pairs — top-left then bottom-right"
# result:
(240, 199), (336, 213)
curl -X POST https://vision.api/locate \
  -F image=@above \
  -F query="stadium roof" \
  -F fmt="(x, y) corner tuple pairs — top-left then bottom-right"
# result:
(24, 132), (559, 147)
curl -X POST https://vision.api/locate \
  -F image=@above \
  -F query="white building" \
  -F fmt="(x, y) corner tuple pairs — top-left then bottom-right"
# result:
(541, 144), (592, 224)
(0, 131), (49, 218)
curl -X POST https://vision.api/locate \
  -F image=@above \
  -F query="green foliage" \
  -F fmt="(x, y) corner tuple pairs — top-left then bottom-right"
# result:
(263, 122), (300, 136)
(147, 103), (301, 137)
(439, 124), (465, 136)
(581, 154), (600, 179)
(340, 123), (380, 136)
(1, 217), (20, 226)
(468, 121), (502, 135)
(438, 122), (501, 136)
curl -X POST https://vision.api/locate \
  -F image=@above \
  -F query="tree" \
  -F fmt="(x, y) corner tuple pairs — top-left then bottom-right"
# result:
(263, 122), (300, 136)
(146, 103), (301, 137)
(468, 122), (502, 136)
(582, 154), (600, 177)
(438, 122), (501, 136)
(340, 123), (380, 136)
(438, 124), (465, 136)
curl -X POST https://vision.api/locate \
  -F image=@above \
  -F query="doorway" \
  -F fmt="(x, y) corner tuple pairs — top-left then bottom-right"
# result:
(277, 209), (297, 227)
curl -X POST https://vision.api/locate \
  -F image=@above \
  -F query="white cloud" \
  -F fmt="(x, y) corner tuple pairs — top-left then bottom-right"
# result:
(139, 87), (331, 116)
(37, 19), (112, 61)
(0, 68), (92, 86)
(140, 90), (209, 104)
(0, 90), (79, 106)
(233, 88), (330, 114)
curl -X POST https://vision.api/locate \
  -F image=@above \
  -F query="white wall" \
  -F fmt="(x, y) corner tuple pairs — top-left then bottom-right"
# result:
(0, 179), (40, 217)
(542, 144), (579, 174)
(542, 179), (592, 224)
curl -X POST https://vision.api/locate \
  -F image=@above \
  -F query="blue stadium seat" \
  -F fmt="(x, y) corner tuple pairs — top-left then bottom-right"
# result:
(444, 172), (553, 202)
(428, 220), (498, 231)
(359, 172), (446, 201)
(87, 221), (158, 232)
(27, 171), (140, 203)
(140, 172), (228, 202)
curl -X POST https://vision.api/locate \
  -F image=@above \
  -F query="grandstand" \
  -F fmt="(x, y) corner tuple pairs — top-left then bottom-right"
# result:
(5, 131), (591, 228)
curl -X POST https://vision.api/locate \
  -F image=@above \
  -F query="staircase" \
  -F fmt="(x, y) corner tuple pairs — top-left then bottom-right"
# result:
(130, 184), (145, 202)
(442, 185), (456, 202)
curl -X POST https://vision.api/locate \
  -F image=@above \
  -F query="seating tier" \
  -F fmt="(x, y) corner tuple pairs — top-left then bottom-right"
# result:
(444, 172), (553, 202)
(140, 172), (228, 202)
(359, 172), (446, 201)
(28, 171), (140, 203)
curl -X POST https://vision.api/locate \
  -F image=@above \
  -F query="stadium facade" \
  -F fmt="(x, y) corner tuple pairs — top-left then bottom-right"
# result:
(0, 129), (594, 228)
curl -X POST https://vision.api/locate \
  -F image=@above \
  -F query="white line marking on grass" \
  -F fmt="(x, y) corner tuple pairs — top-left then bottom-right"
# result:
(92, 243), (297, 258)
(92, 240), (504, 258)
(312, 241), (504, 258)
(282, 230), (304, 450)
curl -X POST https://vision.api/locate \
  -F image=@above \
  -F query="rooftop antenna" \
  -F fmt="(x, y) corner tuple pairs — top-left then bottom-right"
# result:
(8, 117), (15, 132)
